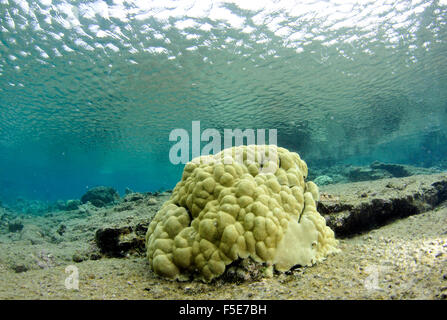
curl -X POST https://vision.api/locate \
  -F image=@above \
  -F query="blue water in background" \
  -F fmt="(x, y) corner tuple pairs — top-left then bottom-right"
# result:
(1, 0), (446, 204)
(0, 142), (183, 201)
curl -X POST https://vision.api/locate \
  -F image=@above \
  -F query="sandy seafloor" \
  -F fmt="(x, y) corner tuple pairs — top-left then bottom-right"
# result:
(0, 182), (446, 300)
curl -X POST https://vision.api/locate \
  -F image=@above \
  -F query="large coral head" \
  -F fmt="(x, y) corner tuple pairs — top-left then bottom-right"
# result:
(146, 145), (338, 281)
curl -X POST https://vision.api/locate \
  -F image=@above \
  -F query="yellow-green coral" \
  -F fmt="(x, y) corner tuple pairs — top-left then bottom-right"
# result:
(145, 145), (339, 281)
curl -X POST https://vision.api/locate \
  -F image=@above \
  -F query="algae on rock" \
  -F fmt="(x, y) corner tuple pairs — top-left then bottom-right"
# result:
(145, 145), (339, 281)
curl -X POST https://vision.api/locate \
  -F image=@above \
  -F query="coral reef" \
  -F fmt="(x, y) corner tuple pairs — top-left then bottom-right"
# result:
(145, 145), (339, 282)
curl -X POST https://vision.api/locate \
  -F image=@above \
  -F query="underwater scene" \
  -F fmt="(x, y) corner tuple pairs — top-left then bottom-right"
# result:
(0, 0), (446, 301)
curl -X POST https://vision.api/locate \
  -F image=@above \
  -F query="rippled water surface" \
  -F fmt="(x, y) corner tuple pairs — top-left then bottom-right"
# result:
(0, 0), (446, 201)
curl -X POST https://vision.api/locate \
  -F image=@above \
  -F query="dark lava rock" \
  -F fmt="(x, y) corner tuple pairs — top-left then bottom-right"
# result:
(81, 186), (120, 207)
(95, 221), (150, 257)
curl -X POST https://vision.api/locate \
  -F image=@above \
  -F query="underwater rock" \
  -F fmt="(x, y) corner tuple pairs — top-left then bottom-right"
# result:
(72, 252), (86, 263)
(145, 197), (157, 205)
(95, 221), (150, 257)
(370, 161), (440, 177)
(113, 193), (159, 212)
(123, 192), (144, 203)
(8, 219), (24, 233)
(347, 166), (393, 182)
(12, 264), (29, 273)
(311, 162), (441, 186)
(318, 173), (447, 237)
(81, 186), (120, 208)
(65, 199), (81, 211)
(71, 242), (102, 262)
(77, 203), (96, 215)
(221, 259), (273, 282)
(370, 161), (410, 177)
(314, 175), (334, 186)
(145, 145), (339, 282)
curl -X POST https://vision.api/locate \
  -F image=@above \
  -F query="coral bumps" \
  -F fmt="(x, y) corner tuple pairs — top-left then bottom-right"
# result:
(146, 145), (339, 281)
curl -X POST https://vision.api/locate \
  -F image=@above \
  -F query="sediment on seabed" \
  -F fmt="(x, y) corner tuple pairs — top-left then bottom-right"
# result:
(0, 173), (446, 299)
